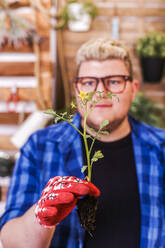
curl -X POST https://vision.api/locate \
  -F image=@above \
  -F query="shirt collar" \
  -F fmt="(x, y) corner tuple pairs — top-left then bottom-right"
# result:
(46, 113), (165, 148)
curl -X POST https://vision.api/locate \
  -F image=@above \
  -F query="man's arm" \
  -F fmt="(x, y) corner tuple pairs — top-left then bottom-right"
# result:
(0, 204), (55, 248)
(0, 176), (100, 247)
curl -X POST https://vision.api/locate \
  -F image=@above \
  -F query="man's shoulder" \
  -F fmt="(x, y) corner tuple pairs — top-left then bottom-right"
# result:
(30, 112), (81, 144)
(34, 121), (71, 142)
(129, 115), (165, 146)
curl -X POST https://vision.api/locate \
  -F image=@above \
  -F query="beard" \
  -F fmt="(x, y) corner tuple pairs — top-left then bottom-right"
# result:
(85, 115), (127, 134)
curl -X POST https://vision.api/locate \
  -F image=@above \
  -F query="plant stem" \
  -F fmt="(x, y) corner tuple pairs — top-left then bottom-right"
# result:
(83, 103), (91, 182)
(55, 113), (84, 137)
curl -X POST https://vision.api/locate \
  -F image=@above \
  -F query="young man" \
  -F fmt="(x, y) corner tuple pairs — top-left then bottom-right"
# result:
(1, 38), (165, 248)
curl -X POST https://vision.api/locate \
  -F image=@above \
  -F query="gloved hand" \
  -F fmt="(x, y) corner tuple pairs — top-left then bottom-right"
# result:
(35, 176), (100, 227)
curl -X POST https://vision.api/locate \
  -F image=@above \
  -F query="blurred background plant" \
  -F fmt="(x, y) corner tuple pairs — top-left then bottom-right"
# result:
(136, 32), (165, 82)
(129, 92), (165, 128)
(0, 0), (39, 48)
(136, 32), (165, 58)
(55, 0), (98, 30)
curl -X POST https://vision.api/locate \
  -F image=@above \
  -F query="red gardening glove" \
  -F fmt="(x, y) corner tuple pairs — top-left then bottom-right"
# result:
(35, 176), (100, 227)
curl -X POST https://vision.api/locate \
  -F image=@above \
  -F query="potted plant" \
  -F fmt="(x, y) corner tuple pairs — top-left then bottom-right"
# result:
(46, 90), (117, 234)
(136, 32), (165, 83)
(56, 0), (98, 32)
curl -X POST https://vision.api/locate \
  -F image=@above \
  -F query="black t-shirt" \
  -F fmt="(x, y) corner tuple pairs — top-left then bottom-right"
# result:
(80, 129), (141, 248)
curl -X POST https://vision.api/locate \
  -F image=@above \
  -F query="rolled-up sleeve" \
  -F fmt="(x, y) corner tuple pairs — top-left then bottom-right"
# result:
(0, 133), (40, 229)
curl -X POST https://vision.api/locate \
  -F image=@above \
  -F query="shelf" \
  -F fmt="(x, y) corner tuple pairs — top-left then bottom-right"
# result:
(0, 76), (37, 88)
(0, 53), (36, 63)
(0, 101), (37, 113)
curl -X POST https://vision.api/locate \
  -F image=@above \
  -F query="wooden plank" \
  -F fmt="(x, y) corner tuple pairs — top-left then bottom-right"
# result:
(62, 30), (110, 45)
(40, 61), (52, 73)
(120, 32), (143, 41)
(0, 45), (33, 53)
(0, 61), (51, 76)
(40, 38), (50, 51)
(92, 16), (112, 32)
(41, 78), (52, 108)
(0, 62), (34, 76)
(144, 0), (165, 3)
(0, 112), (30, 125)
(1, 186), (8, 202)
(143, 19), (165, 32)
(140, 80), (165, 92)
(8, 0), (30, 9)
(120, 17), (165, 35)
(98, 7), (165, 17)
(63, 44), (79, 58)
(40, 51), (51, 63)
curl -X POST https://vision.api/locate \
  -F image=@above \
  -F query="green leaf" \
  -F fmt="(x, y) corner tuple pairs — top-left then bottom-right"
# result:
(45, 109), (56, 115)
(96, 91), (103, 97)
(54, 116), (62, 123)
(106, 92), (113, 99)
(99, 130), (110, 135)
(112, 94), (120, 102)
(91, 150), (104, 163)
(68, 118), (73, 122)
(100, 120), (109, 129)
(96, 135), (101, 140)
(88, 127), (96, 133)
(87, 91), (95, 100)
(81, 165), (88, 173)
(69, 114), (74, 119)
(61, 112), (67, 117)
(86, 134), (93, 139)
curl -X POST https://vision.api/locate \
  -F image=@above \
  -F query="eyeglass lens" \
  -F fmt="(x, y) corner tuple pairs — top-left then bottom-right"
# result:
(77, 76), (126, 93)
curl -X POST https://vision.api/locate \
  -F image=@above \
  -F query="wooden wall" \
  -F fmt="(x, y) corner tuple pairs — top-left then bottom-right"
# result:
(0, 0), (53, 151)
(1, 0), (165, 151)
(57, 0), (165, 107)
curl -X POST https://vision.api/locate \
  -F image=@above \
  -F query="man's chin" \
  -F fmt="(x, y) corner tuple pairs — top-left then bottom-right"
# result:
(86, 116), (126, 133)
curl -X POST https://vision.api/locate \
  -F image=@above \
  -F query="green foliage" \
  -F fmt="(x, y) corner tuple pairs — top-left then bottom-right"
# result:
(129, 92), (165, 128)
(0, 0), (38, 47)
(81, 165), (88, 173)
(99, 130), (110, 135)
(107, 92), (119, 102)
(100, 120), (109, 129)
(91, 150), (104, 163)
(45, 109), (73, 124)
(136, 32), (165, 58)
(46, 91), (114, 182)
(81, 1), (98, 19)
(56, 0), (98, 29)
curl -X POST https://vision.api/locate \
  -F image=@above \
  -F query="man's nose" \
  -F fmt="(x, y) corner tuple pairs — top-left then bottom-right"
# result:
(96, 79), (108, 94)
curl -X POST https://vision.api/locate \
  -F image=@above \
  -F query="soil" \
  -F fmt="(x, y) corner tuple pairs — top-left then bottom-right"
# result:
(77, 194), (98, 236)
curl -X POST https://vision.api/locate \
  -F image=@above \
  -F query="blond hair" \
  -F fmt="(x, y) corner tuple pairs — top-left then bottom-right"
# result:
(76, 37), (133, 78)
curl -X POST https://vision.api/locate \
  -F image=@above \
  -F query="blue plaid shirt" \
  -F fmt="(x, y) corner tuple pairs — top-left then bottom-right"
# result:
(1, 113), (165, 248)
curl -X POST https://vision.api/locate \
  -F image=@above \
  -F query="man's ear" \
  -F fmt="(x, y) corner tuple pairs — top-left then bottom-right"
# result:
(131, 80), (139, 101)
(73, 83), (78, 97)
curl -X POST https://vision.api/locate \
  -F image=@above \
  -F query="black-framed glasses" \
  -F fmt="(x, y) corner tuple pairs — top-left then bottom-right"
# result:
(74, 75), (132, 94)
